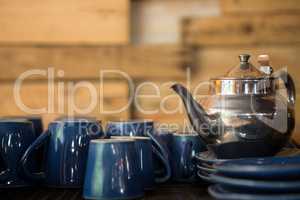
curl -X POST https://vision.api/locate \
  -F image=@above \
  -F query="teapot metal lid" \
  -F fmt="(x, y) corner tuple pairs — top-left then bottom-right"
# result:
(209, 54), (277, 95)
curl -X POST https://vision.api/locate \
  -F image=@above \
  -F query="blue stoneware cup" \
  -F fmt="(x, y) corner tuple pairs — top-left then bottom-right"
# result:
(3, 116), (44, 170)
(83, 138), (144, 200)
(2, 116), (43, 137)
(20, 118), (104, 188)
(171, 133), (207, 182)
(106, 120), (171, 182)
(0, 119), (36, 188)
(112, 136), (169, 190)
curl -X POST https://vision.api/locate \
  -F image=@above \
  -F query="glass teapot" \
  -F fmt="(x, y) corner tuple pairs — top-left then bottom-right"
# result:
(172, 54), (296, 158)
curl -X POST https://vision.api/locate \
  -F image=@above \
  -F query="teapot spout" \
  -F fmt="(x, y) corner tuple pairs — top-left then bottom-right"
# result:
(171, 83), (220, 143)
(171, 83), (219, 143)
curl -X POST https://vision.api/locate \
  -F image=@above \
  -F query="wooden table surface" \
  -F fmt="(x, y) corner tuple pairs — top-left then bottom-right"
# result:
(0, 183), (213, 200)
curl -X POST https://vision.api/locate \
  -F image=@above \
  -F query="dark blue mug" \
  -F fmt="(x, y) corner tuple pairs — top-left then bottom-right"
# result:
(83, 139), (144, 200)
(171, 133), (206, 182)
(0, 119), (36, 188)
(2, 116), (43, 137)
(3, 116), (44, 171)
(21, 118), (104, 188)
(112, 136), (169, 190)
(106, 121), (171, 182)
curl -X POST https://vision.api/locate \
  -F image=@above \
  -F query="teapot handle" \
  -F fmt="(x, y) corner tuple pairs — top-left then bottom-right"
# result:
(277, 71), (296, 106)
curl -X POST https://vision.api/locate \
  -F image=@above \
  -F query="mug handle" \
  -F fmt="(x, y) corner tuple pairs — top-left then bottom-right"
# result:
(20, 130), (50, 181)
(151, 147), (171, 183)
(147, 132), (168, 159)
(147, 132), (171, 182)
(0, 154), (9, 182)
(182, 141), (194, 179)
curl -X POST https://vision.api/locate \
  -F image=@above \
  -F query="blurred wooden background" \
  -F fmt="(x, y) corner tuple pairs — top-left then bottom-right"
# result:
(0, 0), (300, 141)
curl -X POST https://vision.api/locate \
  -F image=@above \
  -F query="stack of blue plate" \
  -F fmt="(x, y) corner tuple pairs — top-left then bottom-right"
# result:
(195, 144), (300, 184)
(194, 150), (226, 183)
(208, 156), (300, 200)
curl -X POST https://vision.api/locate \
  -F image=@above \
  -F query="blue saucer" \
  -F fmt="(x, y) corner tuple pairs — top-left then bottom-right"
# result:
(210, 174), (300, 193)
(196, 164), (216, 174)
(209, 184), (300, 200)
(196, 170), (215, 184)
(194, 151), (227, 165)
(214, 156), (300, 179)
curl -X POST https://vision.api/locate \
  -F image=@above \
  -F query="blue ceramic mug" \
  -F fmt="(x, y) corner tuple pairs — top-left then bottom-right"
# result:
(3, 116), (43, 137)
(112, 136), (169, 190)
(83, 138), (144, 200)
(3, 116), (44, 170)
(171, 133), (207, 182)
(20, 118), (104, 188)
(0, 119), (36, 187)
(106, 120), (171, 182)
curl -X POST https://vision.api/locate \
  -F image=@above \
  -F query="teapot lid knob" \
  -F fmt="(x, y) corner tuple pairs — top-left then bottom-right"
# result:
(239, 54), (251, 69)
(239, 54), (250, 63)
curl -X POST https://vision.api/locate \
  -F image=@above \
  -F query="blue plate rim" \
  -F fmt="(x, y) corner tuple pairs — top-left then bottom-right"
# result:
(209, 184), (300, 200)
(196, 164), (216, 173)
(214, 156), (300, 178)
(194, 151), (227, 164)
(210, 174), (300, 192)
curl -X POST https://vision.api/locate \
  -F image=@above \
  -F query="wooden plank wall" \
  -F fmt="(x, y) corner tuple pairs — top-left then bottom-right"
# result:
(131, 0), (219, 132)
(0, 45), (190, 126)
(0, 0), (131, 126)
(0, 0), (129, 44)
(133, 80), (191, 132)
(0, 45), (189, 80)
(131, 0), (220, 44)
(0, 81), (130, 126)
(220, 0), (300, 14)
(183, 14), (300, 46)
